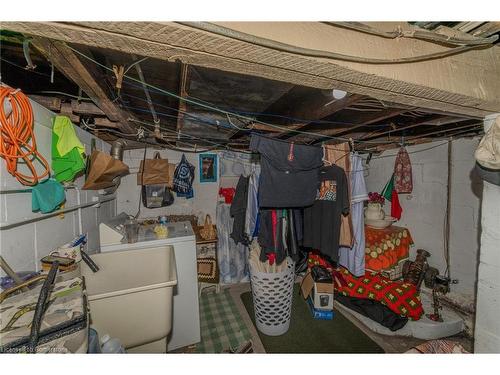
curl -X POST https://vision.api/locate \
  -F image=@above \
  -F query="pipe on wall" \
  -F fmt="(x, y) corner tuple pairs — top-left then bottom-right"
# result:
(0, 195), (116, 231)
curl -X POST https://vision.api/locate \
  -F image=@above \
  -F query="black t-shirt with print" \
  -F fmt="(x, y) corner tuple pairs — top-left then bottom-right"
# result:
(303, 165), (350, 263)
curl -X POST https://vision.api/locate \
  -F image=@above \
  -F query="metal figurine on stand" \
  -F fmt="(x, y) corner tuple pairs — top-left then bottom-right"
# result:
(402, 249), (431, 291)
(425, 274), (452, 322)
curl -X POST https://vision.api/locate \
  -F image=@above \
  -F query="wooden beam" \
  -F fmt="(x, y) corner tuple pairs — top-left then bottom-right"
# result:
(470, 22), (500, 37)
(405, 121), (482, 141)
(357, 115), (471, 141)
(309, 107), (412, 144)
(30, 37), (136, 133)
(93, 118), (120, 128)
(60, 102), (80, 123)
(176, 63), (189, 134)
(71, 100), (105, 116)
(358, 119), (481, 151)
(28, 95), (61, 111)
(279, 93), (365, 139)
(229, 85), (296, 139)
(3, 22), (499, 118)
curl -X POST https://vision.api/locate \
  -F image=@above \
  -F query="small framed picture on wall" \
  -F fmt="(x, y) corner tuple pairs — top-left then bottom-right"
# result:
(199, 153), (218, 183)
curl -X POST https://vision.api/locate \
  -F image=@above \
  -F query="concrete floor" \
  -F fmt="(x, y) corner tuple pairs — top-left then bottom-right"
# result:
(226, 282), (473, 354)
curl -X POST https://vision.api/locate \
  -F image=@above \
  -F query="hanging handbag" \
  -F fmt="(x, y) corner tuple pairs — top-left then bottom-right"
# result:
(141, 184), (174, 208)
(173, 154), (195, 194)
(137, 152), (170, 185)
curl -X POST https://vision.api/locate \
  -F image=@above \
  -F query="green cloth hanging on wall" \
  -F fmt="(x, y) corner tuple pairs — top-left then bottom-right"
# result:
(32, 178), (66, 214)
(53, 116), (85, 156)
(51, 116), (86, 182)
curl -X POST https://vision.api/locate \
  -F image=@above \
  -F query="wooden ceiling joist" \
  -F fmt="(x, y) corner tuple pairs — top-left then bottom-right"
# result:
(309, 107), (413, 144)
(278, 93), (365, 140)
(176, 63), (189, 134)
(358, 115), (471, 141)
(3, 22), (499, 119)
(30, 37), (136, 133)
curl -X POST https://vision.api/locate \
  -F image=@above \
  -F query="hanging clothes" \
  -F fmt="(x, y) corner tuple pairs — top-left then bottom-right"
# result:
(324, 143), (354, 248)
(339, 154), (368, 277)
(230, 175), (250, 245)
(216, 202), (250, 284)
(256, 208), (300, 265)
(394, 147), (413, 193)
(249, 134), (323, 208)
(244, 170), (260, 240)
(303, 165), (350, 264)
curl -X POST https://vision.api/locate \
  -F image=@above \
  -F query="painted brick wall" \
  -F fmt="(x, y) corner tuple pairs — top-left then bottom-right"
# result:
(364, 138), (482, 301)
(0, 100), (115, 275)
(475, 115), (500, 353)
(116, 149), (220, 224)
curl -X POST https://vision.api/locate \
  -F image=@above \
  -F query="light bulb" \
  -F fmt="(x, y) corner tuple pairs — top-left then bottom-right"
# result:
(332, 89), (347, 100)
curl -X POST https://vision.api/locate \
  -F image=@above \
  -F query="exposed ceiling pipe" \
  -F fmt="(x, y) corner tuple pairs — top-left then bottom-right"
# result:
(133, 61), (160, 133)
(178, 22), (498, 65)
(324, 22), (498, 46)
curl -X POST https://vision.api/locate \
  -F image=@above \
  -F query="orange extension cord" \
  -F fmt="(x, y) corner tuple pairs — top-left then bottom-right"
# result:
(0, 86), (50, 186)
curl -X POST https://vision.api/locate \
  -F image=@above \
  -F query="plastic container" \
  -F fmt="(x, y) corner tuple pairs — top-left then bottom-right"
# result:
(88, 328), (101, 353)
(124, 219), (139, 243)
(100, 334), (125, 353)
(249, 258), (295, 336)
(81, 246), (177, 349)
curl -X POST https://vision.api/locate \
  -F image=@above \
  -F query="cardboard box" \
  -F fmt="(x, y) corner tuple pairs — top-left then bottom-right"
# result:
(300, 270), (334, 311)
(306, 297), (335, 320)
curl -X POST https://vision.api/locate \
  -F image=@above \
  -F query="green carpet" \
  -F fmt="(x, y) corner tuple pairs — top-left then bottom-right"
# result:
(194, 289), (252, 353)
(241, 285), (385, 353)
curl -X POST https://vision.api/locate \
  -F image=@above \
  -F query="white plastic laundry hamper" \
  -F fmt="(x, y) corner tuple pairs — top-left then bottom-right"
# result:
(249, 258), (295, 336)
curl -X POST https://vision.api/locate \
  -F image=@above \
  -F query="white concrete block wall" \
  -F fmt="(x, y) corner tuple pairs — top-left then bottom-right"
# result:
(475, 114), (500, 353)
(116, 149), (220, 224)
(0, 100), (115, 275)
(364, 138), (482, 301)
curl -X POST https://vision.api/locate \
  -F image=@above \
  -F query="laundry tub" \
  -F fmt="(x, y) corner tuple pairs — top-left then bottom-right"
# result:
(81, 245), (177, 350)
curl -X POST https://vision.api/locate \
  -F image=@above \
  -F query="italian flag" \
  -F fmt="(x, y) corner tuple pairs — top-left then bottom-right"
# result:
(381, 174), (402, 220)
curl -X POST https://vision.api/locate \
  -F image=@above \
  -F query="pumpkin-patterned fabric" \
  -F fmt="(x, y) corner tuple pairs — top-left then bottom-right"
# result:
(365, 225), (413, 272)
(394, 147), (413, 193)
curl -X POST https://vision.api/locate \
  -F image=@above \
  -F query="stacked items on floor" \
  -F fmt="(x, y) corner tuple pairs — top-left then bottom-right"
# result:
(307, 251), (422, 332)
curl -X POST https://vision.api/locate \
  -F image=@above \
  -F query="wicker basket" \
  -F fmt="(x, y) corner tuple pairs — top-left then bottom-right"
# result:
(199, 214), (217, 241)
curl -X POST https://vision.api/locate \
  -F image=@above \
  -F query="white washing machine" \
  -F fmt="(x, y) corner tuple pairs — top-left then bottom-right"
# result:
(99, 215), (200, 352)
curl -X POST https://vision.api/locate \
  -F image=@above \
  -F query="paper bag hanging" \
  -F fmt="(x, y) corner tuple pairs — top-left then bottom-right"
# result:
(137, 152), (170, 185)
(83, 150), (129, 190)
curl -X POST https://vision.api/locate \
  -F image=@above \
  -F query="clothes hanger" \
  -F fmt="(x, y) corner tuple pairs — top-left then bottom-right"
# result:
(321, 143), (333, 166)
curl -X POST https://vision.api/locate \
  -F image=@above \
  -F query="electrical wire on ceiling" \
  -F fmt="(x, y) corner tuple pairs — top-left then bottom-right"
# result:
(128, 117), (252, 152)
(10, 44), (475, 149)
(177, 22), (498, 65)
(81, 117), (224, 153)
(119, 79), (369, 128)
(66, 45), (407, 145)
(34, 90), (93, 101)
(1, 56), (51, 78)
(323, 22), (499, 46)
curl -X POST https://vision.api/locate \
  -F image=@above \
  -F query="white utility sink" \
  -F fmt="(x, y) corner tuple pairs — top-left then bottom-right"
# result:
(81, 245), (177, 350)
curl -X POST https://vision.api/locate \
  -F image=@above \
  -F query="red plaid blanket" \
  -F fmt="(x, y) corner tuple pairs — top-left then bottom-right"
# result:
(307, 252), (423, 320)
